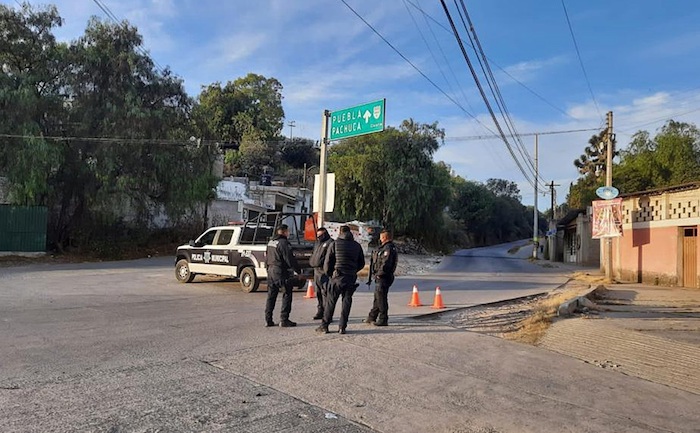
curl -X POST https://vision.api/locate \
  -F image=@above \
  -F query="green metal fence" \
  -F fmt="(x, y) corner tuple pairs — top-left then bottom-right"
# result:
(0, 205), (47, 252)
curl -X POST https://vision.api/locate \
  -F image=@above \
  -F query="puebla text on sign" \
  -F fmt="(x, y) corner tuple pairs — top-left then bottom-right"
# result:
(329, 99), (385, 140)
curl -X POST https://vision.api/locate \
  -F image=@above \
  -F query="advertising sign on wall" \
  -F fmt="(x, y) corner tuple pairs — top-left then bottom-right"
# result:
(592, 198), (623, 239)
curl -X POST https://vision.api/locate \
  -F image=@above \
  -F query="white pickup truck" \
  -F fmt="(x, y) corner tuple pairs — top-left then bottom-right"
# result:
(174, 213), (314, 292)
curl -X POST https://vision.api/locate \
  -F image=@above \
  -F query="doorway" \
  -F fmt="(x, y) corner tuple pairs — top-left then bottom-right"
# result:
(682, 227), (697, 288)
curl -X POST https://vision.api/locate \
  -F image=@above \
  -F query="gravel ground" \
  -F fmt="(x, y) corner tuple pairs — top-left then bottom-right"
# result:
(395, 253), (443, 276)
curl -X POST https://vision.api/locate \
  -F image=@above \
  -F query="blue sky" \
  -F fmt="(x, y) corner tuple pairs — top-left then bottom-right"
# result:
(6, 0), (700, 210)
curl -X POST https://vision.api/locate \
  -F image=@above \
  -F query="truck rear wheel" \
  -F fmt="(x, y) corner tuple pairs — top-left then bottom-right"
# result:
(239, 267), (260, 292)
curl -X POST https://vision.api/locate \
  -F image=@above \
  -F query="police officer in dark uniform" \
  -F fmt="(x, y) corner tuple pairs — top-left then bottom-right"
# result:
(308, 227), (334, 320)
(316, 225), (365, 334)
(265, 224), (301, 328)
(364, 229), (398, 326)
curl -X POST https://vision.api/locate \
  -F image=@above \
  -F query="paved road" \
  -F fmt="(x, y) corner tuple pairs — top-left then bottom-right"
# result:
(1, 244), (698, 432)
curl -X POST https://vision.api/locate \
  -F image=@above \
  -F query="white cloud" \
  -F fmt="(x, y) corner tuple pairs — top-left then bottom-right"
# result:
(501, 55), (568, 84)
(216, 33), (267, 65)
(643, 30), (700, 58)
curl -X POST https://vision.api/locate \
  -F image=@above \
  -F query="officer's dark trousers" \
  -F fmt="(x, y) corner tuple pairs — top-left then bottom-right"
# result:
(368, 275), (394, 324)
(265, 272), (293, 322)
(322, 275), (358, 330)
(313, 270), (330, 316)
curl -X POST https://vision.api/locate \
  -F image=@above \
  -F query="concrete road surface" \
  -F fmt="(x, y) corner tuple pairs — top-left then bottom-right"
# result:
(1, 242), (697, 432)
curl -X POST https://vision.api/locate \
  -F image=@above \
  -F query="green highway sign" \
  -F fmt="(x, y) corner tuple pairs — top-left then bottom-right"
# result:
(329, 99), (385, 140)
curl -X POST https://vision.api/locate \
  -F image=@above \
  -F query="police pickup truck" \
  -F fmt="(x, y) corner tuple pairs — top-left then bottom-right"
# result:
(174, 212), (315, 292)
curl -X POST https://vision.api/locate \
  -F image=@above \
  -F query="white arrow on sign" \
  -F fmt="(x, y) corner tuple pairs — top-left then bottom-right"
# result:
(363, 110), (371, 123)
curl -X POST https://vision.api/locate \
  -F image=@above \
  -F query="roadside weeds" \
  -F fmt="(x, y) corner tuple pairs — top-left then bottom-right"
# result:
(445, 274), (599, 345)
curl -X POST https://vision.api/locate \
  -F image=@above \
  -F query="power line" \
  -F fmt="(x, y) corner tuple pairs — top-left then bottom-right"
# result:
(403, 0), (577, 121)
(439, 0), (538, 189)
(402, 0), (469, 112)
(455, 0), (545, 188)
(406, 0), (512, 173)
(0, 133), (220, 146)
(91, 0), (167, 75)
(561, 0), (603, 121)
(446, 127), (600, 141)
(618, 106), (700, 134)
(338, 0), (496, 136)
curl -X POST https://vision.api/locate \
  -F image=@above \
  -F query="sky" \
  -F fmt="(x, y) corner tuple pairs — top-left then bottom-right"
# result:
(5, 0), (700, 210)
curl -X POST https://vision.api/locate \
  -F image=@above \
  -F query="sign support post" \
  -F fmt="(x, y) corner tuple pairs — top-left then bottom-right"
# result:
(318, 110), (330, 228)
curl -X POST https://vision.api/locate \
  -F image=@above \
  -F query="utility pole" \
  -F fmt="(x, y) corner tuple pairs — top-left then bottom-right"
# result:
(288, 120), (296, 141)
(549, 181), (560, 219)
(605, 111), (614, 281)
(533, 134), (539, 259)
(318, 111), (330, 228)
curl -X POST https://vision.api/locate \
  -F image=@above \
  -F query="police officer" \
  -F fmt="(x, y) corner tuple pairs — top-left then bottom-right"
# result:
(265, 224), (301, 328)
(364, 229), (398, 326)
(308, 227), (334, 320)
(316, 225), (365, 334)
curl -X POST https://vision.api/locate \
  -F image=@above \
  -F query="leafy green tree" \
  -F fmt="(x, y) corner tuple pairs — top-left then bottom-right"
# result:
(568, 120), (700, 211)
(485, 178), (521, 201)
(649, 121), (700, 186)
(615, 121), (700, 193)
(0, 3), (67, 205)
(449, 177), (494, 245)
(451, 177), (535, 245)
(280, 138), (318, 170)
(0, 7), (218, 251)
(192, 73), (284, 144)
(566, 173), (602, 209)
(328, 119), (450, 238)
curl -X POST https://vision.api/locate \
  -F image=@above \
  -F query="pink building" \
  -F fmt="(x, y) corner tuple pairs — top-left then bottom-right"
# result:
(607, 182), (700, 288)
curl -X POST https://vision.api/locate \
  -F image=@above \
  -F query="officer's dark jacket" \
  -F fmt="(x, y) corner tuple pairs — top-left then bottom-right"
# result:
(373, 240), (398, 278)
(309, 232), (333, 270)
(323, 231), (365, 277)
(266, 234), (300, 279)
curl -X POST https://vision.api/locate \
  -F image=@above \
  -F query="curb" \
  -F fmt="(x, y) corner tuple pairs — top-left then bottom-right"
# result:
(557, 284), (607, 317)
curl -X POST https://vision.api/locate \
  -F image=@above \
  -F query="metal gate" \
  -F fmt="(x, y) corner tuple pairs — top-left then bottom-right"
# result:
(682, 227), (697, 288)
(0, 205), (47, 252)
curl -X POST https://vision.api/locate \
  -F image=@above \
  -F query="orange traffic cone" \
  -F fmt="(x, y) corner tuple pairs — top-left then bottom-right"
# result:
(303, 280), (316, 299)
(431, 286), (445, 309)
(408, 285), (423, 307)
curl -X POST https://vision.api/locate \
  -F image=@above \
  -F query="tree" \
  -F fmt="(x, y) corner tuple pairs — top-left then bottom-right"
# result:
(567, 128), (619, 209)
(192, 73), (285, 145)
(449, 178), (494, 245)
(0, 7), (219, 251)
(0, 3), (67, 205)
(192, 74), (285, 178)
(570, 120), (700, 207)
(573, 130), (617, 176)
(328, 119), (451, 238)
(451, 177), (535, 246)
(485, 178), (521, 201)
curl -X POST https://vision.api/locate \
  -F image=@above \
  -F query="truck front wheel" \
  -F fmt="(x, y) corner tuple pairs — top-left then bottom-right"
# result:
(175, 259), (195, 283)
(239, 267), (260, 292)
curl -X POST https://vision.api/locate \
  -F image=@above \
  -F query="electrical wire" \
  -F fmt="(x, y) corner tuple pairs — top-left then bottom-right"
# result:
(0, 133), (220, 146)
(403, 0), (464, 110)
(404, 0), (577, 121)
(446, 127), (600, 141)
(338, 0), (503, 140)
(454, 0), (545, 188)
(439, 0), (537, 189)
(561, 0), (603, 122)
(91, 0), (168, 75)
